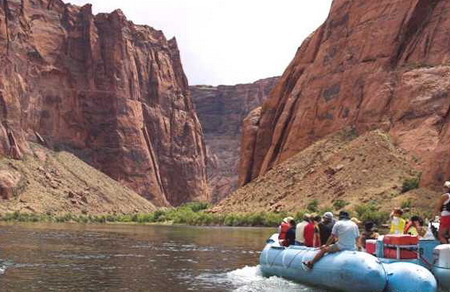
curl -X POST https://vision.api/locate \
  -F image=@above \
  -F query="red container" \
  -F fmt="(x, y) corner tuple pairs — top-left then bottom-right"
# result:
(366, 239), (376, 255)
(383, 234), (419, 245)
(383, 247), (417, 259)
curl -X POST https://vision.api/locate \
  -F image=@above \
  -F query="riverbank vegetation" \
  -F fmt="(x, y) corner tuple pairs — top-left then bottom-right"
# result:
(0, 203), (287, 227)
(0, 202), (430, 228)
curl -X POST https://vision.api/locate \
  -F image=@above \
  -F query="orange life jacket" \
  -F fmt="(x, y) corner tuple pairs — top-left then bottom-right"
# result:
(278, 222), (290, 241)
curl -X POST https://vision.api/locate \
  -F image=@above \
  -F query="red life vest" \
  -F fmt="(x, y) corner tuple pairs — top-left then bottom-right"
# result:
(278, 222), (290, 245)
(304, 222), (320, 247)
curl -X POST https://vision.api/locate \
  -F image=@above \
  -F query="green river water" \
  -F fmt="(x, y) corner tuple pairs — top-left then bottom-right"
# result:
(0, 223), (327, 291)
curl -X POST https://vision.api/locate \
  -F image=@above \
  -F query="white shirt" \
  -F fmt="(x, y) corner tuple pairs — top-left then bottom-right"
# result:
(441, 193), (450, 216)
(332, 219), (360, 251)
(295, 221), (309, 243)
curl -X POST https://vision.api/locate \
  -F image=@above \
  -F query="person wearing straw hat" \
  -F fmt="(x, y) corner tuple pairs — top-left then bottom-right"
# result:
(435, 181), (450, 243)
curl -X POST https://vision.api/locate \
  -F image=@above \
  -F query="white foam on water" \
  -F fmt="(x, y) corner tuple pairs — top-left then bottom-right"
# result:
(197, 265), (325, 292)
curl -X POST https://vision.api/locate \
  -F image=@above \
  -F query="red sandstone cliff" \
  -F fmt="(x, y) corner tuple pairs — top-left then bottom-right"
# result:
(0, 0), (209, 206)
(191, 77), (277, 202)
(240, 0), (450, 189)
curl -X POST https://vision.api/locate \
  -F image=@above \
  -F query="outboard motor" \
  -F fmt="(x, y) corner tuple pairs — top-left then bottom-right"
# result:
(432, 244), (450, 290)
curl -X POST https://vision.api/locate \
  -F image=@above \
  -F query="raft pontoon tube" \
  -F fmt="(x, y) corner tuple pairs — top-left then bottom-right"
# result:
(259, 234), (440, 292)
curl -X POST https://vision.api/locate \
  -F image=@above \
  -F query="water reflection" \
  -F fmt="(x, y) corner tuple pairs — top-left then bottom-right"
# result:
(0, 223), (325, 291)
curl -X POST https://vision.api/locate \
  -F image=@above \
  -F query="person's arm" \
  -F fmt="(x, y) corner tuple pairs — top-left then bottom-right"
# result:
(314, 233), (321, 247)
(417, 226), (426, 237)
(355, 225), (361, 250)
(356, 236), (362, 251)
(389, 210), (395, 219)
(324, 234), (337, 247)
(325, 234), (337, 246)
(326, 223), (338, 246)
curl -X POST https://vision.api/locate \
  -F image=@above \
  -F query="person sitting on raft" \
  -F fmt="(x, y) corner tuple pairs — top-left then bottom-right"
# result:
(285, 219), (296, 247)
(302, 211), (360, 270)
(404, 216), (425, 237)
(319, 212), (335, 245)
(304, 214), (321, 247)
(295, 214), (310, 246)
(278, 217), (294, 246)
(360, 221), (379, 248)
(435, 181), (450, 243)
(389, 208), (406, 234)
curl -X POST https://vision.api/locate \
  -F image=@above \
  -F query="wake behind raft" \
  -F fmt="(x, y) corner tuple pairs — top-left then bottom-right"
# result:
(259, 234), (450, 292)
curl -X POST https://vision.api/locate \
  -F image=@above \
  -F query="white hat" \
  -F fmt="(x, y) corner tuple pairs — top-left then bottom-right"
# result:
(444, 181), (450, 188)
(283, 216), (294, 223)
(323, 212), (333, 219)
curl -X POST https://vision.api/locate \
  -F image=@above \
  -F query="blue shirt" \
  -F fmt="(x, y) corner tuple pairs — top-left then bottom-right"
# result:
(331, 219), (360, 251)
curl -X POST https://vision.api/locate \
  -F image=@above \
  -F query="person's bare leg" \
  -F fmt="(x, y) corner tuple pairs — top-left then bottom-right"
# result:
(304, 247), (327, 269)
(310, 249), (326, 265)
(438, 228), (449, 244)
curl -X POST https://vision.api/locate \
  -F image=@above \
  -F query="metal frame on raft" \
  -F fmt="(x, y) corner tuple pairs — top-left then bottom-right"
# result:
(259, 234), (450, 292)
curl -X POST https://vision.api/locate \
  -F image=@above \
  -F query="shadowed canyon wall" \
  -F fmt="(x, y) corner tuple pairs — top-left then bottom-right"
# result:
(240, 0), (450, 189)
(0, 0), (209, 206)
(191, 77), (278, 202)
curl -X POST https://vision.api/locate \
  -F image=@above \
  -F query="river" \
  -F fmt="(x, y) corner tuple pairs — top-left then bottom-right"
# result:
(0, 223), (326, 291)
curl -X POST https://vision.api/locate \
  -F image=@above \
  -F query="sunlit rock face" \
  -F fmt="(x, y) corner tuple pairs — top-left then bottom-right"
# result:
(191, 77), (278, 202)
(239, 0), (450, 189)
(0, 0), (209, 206)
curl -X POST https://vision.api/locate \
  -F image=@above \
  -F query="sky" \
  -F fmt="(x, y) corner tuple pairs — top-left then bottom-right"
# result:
(67, 0), (333, 86)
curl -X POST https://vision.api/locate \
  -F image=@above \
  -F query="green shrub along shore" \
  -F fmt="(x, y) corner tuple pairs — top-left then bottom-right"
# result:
(0, 203), (288, 227)
(0, 202), (431, 227)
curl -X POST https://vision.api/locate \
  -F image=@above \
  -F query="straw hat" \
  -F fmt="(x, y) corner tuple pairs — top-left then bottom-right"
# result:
(351, 217), (362, 224)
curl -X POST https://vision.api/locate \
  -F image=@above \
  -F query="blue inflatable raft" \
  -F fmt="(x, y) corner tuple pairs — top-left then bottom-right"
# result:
(259, 234), (450, 292)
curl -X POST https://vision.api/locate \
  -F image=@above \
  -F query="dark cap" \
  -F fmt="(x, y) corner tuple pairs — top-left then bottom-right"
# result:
(339, 211), (350, 220)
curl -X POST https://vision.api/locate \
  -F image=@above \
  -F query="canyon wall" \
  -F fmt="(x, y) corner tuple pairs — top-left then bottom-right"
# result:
(191, 77), (278, 202)
(0, 0), (209, 206)
(240, 0), (450, 189)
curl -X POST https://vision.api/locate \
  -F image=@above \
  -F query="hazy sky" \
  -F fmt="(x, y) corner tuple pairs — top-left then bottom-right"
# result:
(67, 0), (333, 86)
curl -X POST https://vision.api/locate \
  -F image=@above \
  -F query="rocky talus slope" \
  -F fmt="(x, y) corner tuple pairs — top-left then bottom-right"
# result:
(0, 143), (156, 215)
(0, 0), (209, 207)
(239, 0), (450, 190)
(191, 77), (278, 202)
(213, 130), (437, 214)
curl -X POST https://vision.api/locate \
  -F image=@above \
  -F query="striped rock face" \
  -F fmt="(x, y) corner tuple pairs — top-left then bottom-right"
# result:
(0, 0), (209, 206)
(191, 77), (278, 202)
(239, 0), (450, 189)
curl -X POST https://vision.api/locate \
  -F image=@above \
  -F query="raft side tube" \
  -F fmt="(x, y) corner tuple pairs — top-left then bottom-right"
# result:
(383, 262), (437, 292)
(259, 235), (387, 292)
